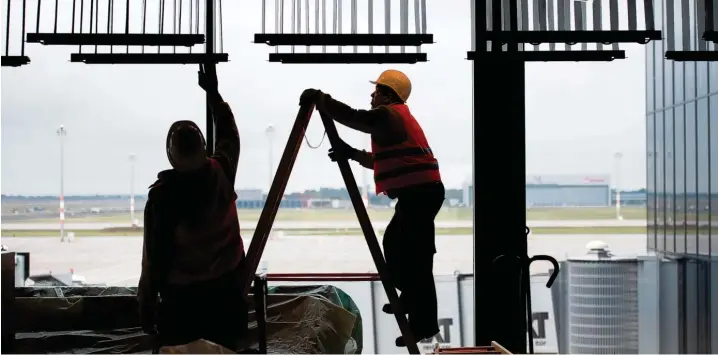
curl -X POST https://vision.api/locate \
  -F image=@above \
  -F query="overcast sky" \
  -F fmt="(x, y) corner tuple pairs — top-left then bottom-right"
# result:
(1, 0), (647, 195)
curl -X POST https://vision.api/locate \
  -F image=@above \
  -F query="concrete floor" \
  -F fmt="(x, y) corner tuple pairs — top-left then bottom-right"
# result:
(2, 233), (648, 286)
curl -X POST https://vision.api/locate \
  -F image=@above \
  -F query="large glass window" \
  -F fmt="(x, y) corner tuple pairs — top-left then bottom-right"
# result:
(664, 58), (674, 107)
(657, 111), (666, 251)
(676, 105), (687, 253)
(648, 113), (657, 251)
(655, 38), (665, 109)
(710, 43), (718, 93)
(686, 61), (697, 102)
(647, 44), (655, 112)
(675, 61), (685, 104)
(686, 102), (698, 254)
(697, 98), (710, 255)
(698, 62), (709, 98)
(665, 108), (675, 253)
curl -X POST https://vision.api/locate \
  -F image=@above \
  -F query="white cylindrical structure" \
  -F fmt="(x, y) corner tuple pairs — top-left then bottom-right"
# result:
(57, 125), (67, 242)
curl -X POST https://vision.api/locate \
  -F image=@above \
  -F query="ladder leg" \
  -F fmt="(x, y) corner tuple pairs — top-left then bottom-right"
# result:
(242, 102), (315, 296)
(317, 108), (421, 355)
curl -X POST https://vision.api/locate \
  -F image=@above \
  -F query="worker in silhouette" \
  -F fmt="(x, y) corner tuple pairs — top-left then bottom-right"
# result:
(138, 66), (247, 352)
(301, 69), (445, 347)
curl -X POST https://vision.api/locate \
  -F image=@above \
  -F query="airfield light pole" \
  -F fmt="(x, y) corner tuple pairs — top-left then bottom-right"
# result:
(266, 124), (276, 191)
(614, 152), (623, 220)
(57, 125), (67, 242)
(129, 153), (137, 226)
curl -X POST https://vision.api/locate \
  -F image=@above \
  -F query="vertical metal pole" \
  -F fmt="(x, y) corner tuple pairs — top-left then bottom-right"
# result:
(205, 0), (215, 155)
(384, 0), (390, 53)
(400, 0), (407, 53)
(129, 154), (136, 226)
(266, 124), (275, 192)
(57, 125), (67, 242)
(262, 0), (266, 33)
(322, 0), (326, 53)
(614, 152), (623, 220)
(368, 0), (373, 53)
(275, 0), (279, 53)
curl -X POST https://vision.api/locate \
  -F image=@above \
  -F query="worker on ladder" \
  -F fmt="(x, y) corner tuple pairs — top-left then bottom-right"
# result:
(138, 68), (248, 352)
(302, 69), (446, 347)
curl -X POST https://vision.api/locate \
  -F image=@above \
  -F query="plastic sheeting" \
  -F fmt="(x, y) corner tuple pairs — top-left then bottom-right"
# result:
(12, 285), (362, 354)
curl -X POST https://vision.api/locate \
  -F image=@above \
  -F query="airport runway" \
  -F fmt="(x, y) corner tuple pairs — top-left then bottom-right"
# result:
(1, 219), (647, 230)
(1, 233), (648, 286)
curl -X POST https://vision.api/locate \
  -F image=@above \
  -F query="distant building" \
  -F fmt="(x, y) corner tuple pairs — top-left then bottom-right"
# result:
(526, 175), (611, 207)
(235, 189), (303, 209)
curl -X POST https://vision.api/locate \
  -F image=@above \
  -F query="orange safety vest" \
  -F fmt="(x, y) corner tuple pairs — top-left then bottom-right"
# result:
(372, 104), (442, 195)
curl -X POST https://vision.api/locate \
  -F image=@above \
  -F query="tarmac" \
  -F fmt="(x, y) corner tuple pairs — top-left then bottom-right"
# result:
(1, 219), (647, 230)
(2, 233), (648, 287)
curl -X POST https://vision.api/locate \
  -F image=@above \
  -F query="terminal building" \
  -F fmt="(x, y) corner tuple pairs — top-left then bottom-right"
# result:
(644, 0), (718, 352)
(525, 175), (611, 207)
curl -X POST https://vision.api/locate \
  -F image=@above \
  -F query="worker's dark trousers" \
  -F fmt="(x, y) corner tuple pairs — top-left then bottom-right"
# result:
(383, 181), (445, 336)
(156, 263), (248, 351)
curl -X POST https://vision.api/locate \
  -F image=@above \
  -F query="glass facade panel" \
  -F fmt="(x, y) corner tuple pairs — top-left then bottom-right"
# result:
(664, 59), (674, 107)
(686, 61), (697, 101)
(698, 62), (709, 98)
(697, 98), (710, 255)
(686, 102), (698, 254)
(676, 106), (687, 253)
(675, 62), (685, 103)
(665, 108), (675, 253)
(711, 43), (718, 92)
(657, 111), (666, 251)
(647, 44), (655, 112)
(648, 112), (657, 251)
(711, 94), (718, 256)
(655, 39), (664, 109)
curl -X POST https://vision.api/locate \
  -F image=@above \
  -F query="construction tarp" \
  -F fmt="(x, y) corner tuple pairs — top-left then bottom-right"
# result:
(12, 285), (362, 354)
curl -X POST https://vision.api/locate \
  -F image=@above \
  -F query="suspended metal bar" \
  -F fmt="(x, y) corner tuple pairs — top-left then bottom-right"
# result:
(608, 0), (620, 50)
(627, 0), (638, 31)
(268, 52), (427, 63)
(27, 33), (204, 46)
(254, 33), (432, 46)
(574, 0), (587, 51)
(2, 0), (31, 66)
(70, 52), (228, 64)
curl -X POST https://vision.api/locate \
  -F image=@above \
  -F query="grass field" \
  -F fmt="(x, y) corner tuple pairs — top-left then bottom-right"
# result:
(0, 226), (650, 237)
(8, 206), (646, 224)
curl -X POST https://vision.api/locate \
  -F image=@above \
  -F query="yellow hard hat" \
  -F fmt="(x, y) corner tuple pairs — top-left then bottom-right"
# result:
(370, 69), (412, 103)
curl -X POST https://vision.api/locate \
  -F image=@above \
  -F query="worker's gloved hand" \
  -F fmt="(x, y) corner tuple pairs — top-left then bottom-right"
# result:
(328, 139), (355, 162)
(299, 88), (323, 106)
(198, 67), (219, 94)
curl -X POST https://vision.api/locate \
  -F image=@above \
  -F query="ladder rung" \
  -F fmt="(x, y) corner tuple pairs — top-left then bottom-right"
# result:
(467, 50), (626, 62)
(27, 33), (204, 46)
(1, 56), (31, 67)
(485, 30), (661, 44)
(268, 53), (427, 64)
(254, 33), (433, 46)
(665, 50), (718, 61)
(70, 53), (229, 64)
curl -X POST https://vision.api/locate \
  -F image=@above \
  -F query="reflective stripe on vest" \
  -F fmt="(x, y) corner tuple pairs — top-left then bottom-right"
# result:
(372, 104), (441, 194)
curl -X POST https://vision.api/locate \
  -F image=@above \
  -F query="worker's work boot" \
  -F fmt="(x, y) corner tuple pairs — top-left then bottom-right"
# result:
(394, 328), (439, 347)
(394, 322), (440, 347)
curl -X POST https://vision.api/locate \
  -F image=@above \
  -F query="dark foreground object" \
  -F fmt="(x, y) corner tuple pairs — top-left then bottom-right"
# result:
(10, 285), (361, 354)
